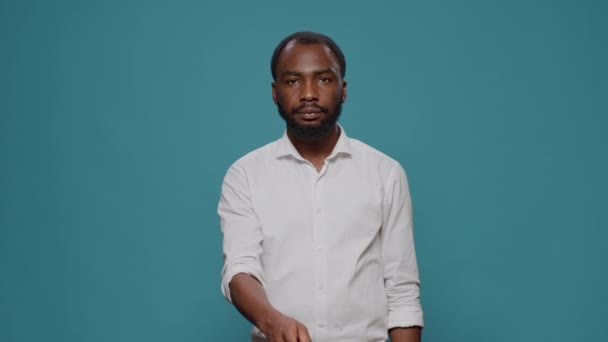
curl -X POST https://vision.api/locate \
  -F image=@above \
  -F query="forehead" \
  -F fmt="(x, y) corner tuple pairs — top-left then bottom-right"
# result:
(276, 41), (340, 73)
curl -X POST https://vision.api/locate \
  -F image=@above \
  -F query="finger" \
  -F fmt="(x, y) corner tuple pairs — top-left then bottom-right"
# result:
(297, 324), (311, 342)
(295, 322), (311, 342)
(283, 323), (299, 342)
(271, 332), (284, 342)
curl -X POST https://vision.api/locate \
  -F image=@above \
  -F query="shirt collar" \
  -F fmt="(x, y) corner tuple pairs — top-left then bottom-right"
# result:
(274, 124), (353, 161)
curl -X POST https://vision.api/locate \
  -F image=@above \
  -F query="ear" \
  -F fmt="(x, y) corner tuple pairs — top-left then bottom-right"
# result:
(340, 80), (347, 103)
(272, 82), (278, 104)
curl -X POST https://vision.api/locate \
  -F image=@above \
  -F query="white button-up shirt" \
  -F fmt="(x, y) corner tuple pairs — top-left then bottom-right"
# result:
(219, 126), (423, 342)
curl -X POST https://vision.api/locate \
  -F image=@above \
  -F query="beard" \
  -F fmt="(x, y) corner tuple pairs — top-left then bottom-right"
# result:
(277, 100), (343, 139)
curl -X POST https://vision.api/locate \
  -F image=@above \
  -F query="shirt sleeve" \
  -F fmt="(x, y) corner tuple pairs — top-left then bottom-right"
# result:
(381, 163), (424, 329)
(218, 162), (265, 303)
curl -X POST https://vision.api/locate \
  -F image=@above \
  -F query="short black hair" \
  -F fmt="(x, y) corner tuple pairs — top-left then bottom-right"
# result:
(271, 31), (346, 81)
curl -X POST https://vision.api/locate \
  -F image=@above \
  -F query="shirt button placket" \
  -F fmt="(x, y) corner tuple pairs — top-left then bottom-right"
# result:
(312, 172), (328, 337)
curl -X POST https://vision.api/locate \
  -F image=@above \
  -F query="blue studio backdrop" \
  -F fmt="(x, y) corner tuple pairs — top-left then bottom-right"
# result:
(1, 1), (606, 341)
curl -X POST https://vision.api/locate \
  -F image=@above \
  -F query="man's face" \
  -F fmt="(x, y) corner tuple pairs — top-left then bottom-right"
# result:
(272, 41), (347, 139)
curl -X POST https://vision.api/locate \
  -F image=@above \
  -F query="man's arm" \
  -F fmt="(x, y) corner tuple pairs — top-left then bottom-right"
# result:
(389, 326), (422, 342)
(381, 164), (424, 336)
(219, 164), (310, 342)
(230, 273), (310, 342)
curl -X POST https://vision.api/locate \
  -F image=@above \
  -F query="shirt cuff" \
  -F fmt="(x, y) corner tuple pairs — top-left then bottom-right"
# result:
(221, 263), (266, 303)
(387, 308), (425, 330)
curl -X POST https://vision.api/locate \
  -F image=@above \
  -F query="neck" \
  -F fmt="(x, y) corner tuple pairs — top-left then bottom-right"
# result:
(287, 124), (341, 164)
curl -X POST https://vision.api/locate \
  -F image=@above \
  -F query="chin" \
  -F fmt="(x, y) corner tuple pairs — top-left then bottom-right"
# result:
(277, 102), (342, 138)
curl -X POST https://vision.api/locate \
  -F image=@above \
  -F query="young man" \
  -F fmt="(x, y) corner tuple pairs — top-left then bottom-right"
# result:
(219, 31), (423, 342)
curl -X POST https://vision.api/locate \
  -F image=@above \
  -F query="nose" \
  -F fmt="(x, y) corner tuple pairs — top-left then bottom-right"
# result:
(300, 79), (319, 102)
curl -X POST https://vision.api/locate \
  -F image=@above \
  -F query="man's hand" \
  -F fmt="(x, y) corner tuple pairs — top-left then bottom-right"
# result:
(259, 311), (311, 342)
(229, 273), (311, 341)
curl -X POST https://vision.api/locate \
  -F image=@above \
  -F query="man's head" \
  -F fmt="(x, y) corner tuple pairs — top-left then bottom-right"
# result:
(271, 32), (346, 81)
(271, 32), (347, 139)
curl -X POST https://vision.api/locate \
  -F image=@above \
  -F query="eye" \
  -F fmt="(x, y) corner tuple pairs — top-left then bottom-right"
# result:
(318, 77), (331, 84)
(285, 79), (300, 85)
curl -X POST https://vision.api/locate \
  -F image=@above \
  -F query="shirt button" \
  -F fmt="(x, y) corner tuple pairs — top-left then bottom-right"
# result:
(317, 284), (324, 290)
(315, 245), (322, 252)
(317, 322), (326, 327)
(315, 208), (321, 214)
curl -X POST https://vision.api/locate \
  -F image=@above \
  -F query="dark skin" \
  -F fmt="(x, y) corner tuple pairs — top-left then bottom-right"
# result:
(230, 273), (311, 342)
(272, 41), (345, 171)
(230, 41), (421, 341)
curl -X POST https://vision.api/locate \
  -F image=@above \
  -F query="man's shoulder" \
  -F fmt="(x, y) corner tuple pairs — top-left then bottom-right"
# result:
(229, 138), (281, 169)
(347, 136), (403, 171)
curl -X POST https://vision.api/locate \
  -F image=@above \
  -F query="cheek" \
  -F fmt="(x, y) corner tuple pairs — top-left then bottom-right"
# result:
(329, 88), (344, 104)
(275, 91), (285, 104)
(275, 93), (292, 112)
(276, 90), (297, 105)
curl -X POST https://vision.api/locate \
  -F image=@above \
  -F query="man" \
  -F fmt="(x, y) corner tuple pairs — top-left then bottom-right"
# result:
(218, 31), (423, 342)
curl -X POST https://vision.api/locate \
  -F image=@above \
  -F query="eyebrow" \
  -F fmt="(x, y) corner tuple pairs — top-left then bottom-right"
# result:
(281, 68), (336, 77)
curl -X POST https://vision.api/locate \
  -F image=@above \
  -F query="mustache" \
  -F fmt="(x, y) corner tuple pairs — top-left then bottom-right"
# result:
(293, 103), (328, 113)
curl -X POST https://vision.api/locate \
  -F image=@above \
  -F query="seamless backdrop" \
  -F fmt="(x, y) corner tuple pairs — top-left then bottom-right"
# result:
(1, 0), (607, 341)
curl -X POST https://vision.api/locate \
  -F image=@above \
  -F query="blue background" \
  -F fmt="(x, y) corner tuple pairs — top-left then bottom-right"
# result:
(1, 0), (606, 341)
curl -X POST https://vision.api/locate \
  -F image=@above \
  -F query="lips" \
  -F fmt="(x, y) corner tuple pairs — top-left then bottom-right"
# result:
(295, 104), (326, 116)
(296, 106), (323, 114)
(292, 104), (327, 121)
(297, 112), (322, 121)
(299, 109), (322, 114)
